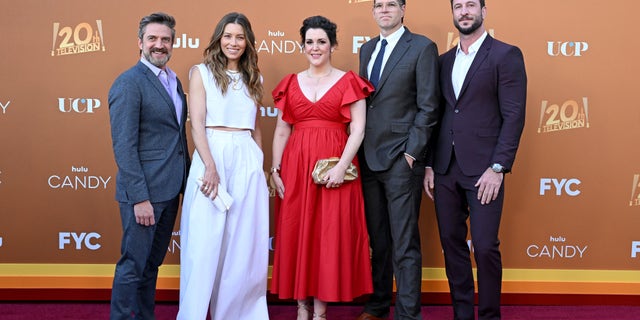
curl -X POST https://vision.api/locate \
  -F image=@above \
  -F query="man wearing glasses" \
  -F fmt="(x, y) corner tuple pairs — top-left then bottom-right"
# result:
(358, 1), (440, 319)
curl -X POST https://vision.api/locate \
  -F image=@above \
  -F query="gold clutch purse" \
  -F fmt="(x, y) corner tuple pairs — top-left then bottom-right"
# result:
(311, 157), (358, 184)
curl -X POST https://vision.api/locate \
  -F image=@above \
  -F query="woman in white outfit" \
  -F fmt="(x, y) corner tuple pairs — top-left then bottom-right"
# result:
(177, 12), (269, 320)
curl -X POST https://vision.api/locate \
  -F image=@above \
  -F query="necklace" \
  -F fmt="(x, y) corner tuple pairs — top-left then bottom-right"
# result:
(227, 70), (242, 90)
(305, 68), (334, 102)
(306, 68), (333, 85)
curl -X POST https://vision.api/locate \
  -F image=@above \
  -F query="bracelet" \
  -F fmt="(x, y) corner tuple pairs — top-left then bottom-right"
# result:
(270, 167), (280, 174)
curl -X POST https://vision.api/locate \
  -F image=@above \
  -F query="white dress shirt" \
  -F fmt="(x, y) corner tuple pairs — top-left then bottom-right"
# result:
(452, 31), (488, 99)
(367, 26), (406, 78)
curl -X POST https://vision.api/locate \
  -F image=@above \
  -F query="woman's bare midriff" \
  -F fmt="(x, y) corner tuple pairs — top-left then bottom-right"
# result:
(206, 126), (249, 132)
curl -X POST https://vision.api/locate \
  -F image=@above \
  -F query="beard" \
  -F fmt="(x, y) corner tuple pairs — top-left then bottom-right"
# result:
(454, 15), (483, 35)
(143, 48), (172, 68)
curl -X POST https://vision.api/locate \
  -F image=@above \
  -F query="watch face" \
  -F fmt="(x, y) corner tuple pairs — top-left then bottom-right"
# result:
(492, 164), (503, 173)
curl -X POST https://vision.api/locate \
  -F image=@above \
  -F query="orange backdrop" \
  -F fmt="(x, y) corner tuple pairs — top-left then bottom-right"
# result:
(1, 0), (639, 296)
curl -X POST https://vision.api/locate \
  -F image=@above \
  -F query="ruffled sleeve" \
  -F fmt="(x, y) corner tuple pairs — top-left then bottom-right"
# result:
(272, 74), (297, 123)
(339, 71), (374, 120)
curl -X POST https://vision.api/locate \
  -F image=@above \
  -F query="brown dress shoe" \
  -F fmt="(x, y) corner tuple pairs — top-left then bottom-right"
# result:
(356, 312), (386, 320)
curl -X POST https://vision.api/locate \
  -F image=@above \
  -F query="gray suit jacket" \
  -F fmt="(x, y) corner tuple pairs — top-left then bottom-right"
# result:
(359, 27), (440, 171)
(109, 61), (190, 204)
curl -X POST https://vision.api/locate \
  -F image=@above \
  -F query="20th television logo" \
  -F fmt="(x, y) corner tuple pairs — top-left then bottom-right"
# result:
(51, 20), (106, 56)
(630, 174), (640, 207)
(537, 97), (590, 134)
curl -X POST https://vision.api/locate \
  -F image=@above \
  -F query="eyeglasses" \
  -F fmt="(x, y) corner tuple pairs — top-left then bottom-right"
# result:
(373, 1), (401, 11)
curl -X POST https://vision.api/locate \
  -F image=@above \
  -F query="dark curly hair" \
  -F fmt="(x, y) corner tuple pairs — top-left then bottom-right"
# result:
(299, 16), (338, 47)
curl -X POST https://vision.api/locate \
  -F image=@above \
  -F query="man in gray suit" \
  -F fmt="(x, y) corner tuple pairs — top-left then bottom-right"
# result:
(357, 1), (440, 319)
(108, 12), (189, 320)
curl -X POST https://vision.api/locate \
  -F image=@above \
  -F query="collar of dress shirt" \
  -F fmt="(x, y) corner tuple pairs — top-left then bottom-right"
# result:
(379, 25), (405, 48)
(140, 57), (176, 80)
(456, 31), (488, 56)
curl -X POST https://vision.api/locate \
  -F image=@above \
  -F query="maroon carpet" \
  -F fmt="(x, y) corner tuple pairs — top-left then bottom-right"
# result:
(0, 303), (639, 320)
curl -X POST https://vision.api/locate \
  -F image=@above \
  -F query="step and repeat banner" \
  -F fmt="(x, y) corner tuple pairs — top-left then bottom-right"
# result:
(1, 0), (639, 296)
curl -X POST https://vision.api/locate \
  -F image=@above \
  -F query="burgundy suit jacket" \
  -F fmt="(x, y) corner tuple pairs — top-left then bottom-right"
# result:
(432, 35), (527, 176)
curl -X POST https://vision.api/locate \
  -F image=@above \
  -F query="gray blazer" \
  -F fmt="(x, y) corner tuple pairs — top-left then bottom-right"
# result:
(109, 61), (190, 204)
(358, 28), (440, 171)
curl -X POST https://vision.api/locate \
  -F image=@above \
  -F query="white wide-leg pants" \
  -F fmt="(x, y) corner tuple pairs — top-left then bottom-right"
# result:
(178, 129), (269, 320)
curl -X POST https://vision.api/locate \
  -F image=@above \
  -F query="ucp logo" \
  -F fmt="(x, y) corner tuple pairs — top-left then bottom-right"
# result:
(58, 98), (101, 113)
(547, 41), (589, 57)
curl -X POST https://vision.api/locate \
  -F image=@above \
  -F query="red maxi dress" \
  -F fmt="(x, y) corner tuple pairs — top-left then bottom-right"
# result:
(270, 71), (374, 302)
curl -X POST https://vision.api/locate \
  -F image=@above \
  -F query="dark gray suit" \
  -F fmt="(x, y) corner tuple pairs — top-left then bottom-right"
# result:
(358, 28), (439, 319)
(108, 61), (189, 319)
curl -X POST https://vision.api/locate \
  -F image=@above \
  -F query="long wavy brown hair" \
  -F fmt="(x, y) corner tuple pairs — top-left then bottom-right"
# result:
(203, 12), (263, 106)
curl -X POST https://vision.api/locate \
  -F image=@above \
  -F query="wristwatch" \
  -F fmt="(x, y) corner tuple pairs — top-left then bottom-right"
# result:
(491, 163), (505, 173)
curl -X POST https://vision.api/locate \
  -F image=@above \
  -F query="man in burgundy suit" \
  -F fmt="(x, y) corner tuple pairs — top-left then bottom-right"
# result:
(424, 0), (527, 319)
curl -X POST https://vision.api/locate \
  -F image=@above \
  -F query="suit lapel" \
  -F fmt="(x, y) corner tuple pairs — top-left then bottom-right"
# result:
(176, 79), (187, 129)
(457, 36), (492, 102)
(138, 62), (180, 126)
(375, 30), (412, 95)
(441, 49), (457, 108)
(360, 36), (377, 80)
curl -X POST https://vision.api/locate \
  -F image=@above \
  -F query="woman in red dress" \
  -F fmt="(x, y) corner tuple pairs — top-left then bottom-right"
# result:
(270, 16), (374, 320)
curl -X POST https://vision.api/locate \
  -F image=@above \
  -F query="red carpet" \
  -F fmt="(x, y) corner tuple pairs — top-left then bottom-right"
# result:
(0, 303), (639, 320)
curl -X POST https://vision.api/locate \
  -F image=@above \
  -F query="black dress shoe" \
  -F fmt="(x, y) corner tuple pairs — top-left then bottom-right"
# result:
(355, 312), (386, 320)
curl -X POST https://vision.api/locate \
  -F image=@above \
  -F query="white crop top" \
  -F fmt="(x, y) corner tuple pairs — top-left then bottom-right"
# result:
(193, 63), (257, 130)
